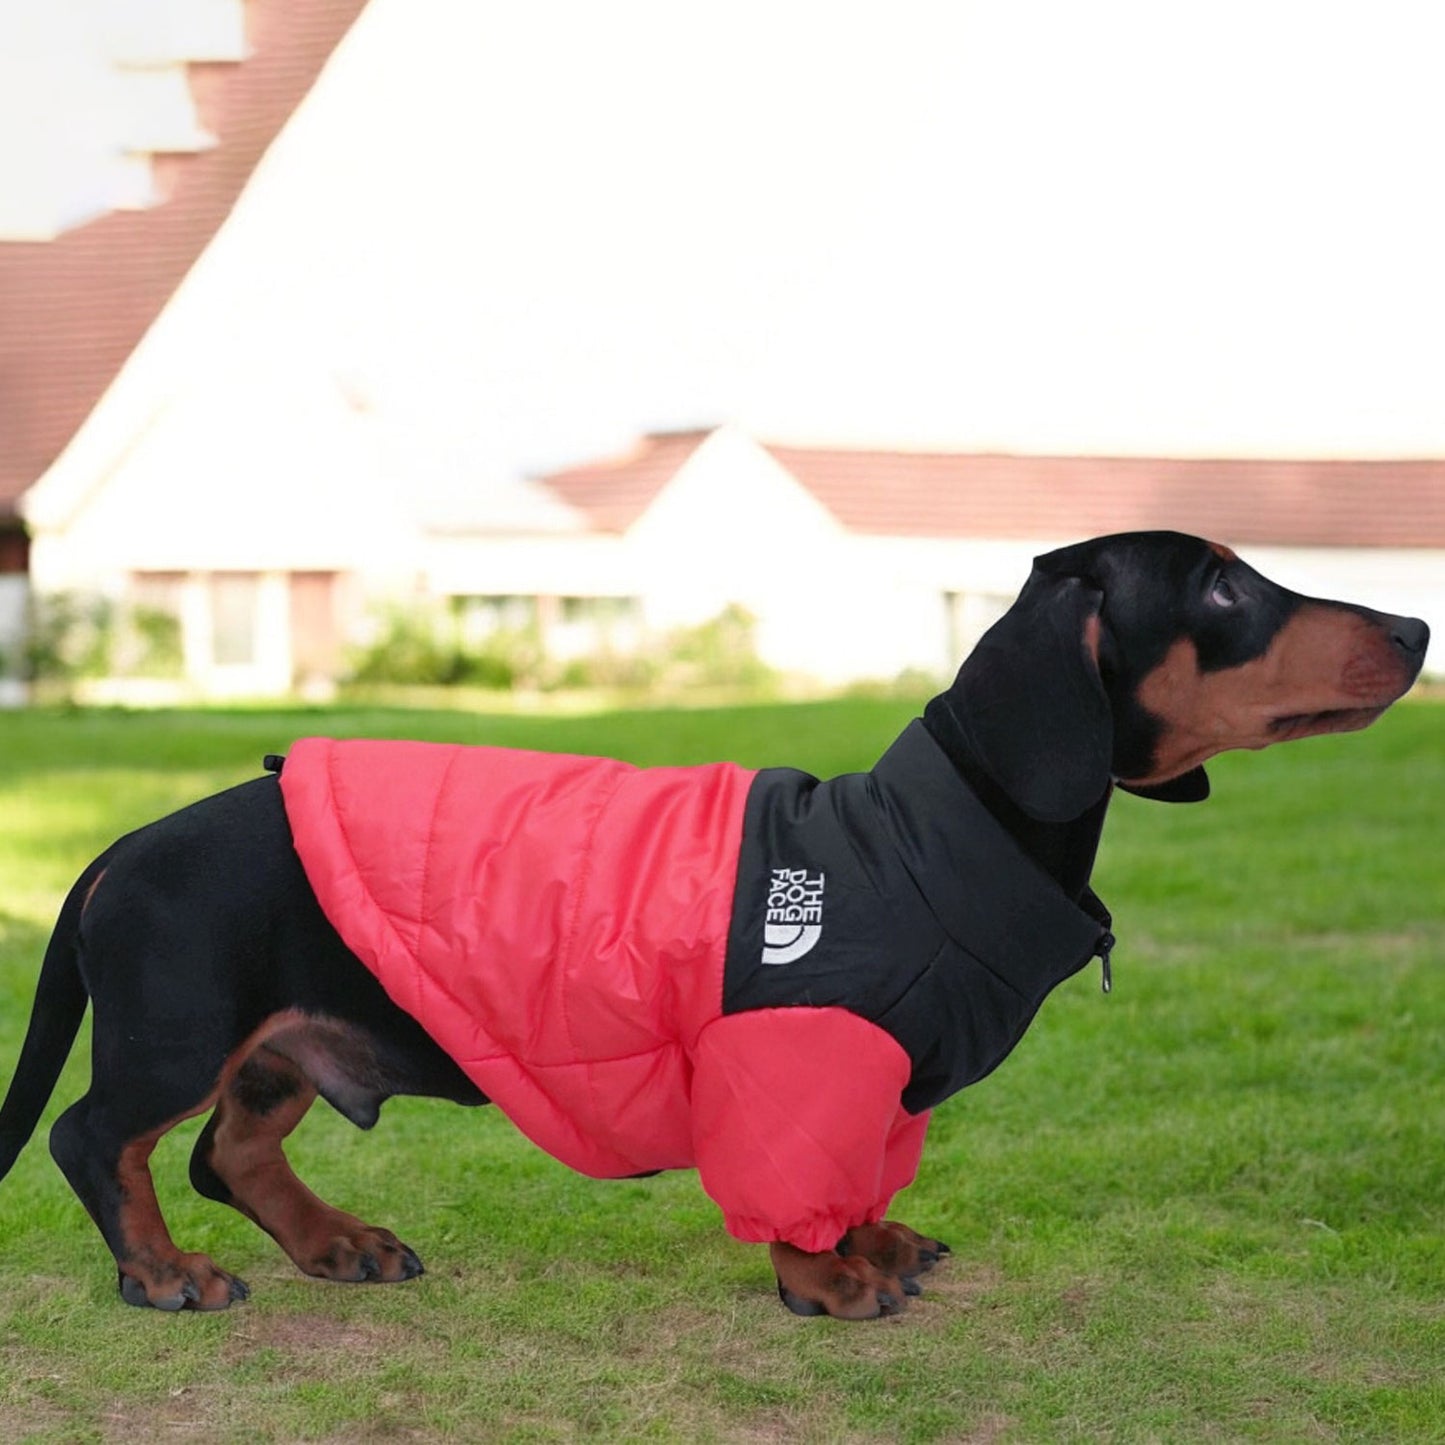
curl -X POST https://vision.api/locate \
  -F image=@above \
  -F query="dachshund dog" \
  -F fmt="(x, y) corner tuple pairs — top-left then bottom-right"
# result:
(0, 532), (1429, 1319)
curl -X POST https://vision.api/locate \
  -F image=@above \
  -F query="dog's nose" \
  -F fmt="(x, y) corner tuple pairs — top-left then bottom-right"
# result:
(1390, 617), (1430, 659)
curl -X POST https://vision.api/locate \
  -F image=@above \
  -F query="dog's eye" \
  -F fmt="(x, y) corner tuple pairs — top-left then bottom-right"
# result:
(1209, 575), (1238, 608)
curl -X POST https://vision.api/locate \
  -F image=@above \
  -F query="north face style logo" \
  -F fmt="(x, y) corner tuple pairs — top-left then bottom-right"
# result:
(762, 868), (825, 965)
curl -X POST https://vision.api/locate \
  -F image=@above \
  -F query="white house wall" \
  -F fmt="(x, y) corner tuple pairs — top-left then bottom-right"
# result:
(839, 536), (1056, 678)
(617, 443), (1083, 682)
(27, 367), (421, 592)
(424, 532), (628, 601)
(423, 446), (1090, 686)
(627, 428), (866, 678)
(424, 429), (878, 682)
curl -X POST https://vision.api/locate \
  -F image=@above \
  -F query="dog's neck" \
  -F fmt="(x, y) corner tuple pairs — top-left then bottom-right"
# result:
(921, 692), (1111, 902)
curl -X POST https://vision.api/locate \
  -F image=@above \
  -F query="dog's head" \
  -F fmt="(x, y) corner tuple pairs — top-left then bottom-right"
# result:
(936, 530), (1429, 822)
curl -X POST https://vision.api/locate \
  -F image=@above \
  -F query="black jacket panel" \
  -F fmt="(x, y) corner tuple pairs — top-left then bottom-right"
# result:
(724, 721), (1111, 1112)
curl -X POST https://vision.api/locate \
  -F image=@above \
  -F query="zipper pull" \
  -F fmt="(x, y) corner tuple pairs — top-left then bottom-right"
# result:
(1097, 930), (1116, 994)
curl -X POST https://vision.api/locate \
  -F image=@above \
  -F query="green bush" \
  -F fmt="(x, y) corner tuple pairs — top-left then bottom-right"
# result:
(658, 604), (775, 691)
(23, 592), (185, 685)
(347, 606), (541, 690)
(23, 591), (113, 681)
(349, 608), (459, 686)
(125, 605), (184, 676)
(555, 651), (660, 691)
(347, 601), (778, 697)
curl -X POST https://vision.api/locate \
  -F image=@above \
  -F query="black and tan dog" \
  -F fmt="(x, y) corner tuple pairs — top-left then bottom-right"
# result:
(0, 532), (1429, 1319)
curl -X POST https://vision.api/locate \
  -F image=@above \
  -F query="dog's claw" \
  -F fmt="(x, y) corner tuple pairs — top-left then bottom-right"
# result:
(118, 1272), (187, 1311)
(309, 1228), (425, 1285)
(119, 1262), (248, 1311)
(777, 1279), (827, 1316)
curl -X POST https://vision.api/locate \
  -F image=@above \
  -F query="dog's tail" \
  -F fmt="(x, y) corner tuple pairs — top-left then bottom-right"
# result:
(0, 860), (98, 1183)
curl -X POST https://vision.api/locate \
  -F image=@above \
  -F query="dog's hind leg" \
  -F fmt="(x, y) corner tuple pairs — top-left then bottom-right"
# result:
(50, 1086), (249, 1312)
(190, 1025), (424, 1285)
(44, 851), (261, 1309)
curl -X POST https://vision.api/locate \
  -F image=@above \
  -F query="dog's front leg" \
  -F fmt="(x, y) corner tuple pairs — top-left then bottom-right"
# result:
(770, 1241), (910, 1319)
(693, 1010), (944, 1318)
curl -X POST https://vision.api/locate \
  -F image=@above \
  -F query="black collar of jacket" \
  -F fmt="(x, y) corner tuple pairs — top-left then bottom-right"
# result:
(870, 721), (1113, 997)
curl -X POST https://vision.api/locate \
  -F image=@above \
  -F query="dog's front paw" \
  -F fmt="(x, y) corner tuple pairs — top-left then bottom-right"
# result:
(837, 1219), (950, 1284)
(769, 1242), (908, 1320)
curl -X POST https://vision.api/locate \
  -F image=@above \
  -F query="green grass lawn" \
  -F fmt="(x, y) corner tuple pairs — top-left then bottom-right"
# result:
(1, 698), (1441, 1443)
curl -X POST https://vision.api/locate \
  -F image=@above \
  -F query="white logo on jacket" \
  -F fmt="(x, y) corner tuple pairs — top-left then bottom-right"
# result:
(762, 867), (825, 964)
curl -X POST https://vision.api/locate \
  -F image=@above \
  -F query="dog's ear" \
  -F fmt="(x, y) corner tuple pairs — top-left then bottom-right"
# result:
(950, 571), (1113, 822)
(1117, 768), (1210, 803)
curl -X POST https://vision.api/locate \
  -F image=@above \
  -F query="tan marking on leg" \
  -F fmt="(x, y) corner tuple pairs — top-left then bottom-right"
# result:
(116, 1112), (246, 1310)
(110, 1011), (316, 1308)
(207, 1039), (420, 1284)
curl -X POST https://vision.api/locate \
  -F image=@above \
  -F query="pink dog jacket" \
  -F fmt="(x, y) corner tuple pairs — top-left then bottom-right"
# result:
(279, 737), (930, 1252)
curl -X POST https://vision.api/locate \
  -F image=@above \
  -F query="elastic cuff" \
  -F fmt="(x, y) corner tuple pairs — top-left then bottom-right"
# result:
(723, 1205), (887, 1255)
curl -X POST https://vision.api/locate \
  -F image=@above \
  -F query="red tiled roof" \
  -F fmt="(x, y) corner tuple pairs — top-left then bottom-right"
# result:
(540, 430), (713, 533)
(540, 432), (1445, 549)
(765, 449), (1445, 549)
(0, 0), (369, 519)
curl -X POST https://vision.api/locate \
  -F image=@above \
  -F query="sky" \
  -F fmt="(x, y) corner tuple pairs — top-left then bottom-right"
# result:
(16, 0), (1445, 483)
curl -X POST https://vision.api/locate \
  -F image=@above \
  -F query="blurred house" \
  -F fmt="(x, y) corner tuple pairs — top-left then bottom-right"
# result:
(497, 431), (1445, 685)
(20, 408), (1445, 697)
(4, 1), (1441, 700)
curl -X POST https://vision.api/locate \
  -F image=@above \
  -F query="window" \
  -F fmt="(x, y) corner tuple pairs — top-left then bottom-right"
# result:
(554, 596), (642, 659)
(560, 596), (639, 626)
(943, 590), (1013, 666)
(451, 595), (539, 644)
(210, 573), (259, 666)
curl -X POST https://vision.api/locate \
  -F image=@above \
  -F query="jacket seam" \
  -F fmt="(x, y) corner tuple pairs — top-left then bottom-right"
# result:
(415, 746), (464, 970)
(556, 765), (632, 1127)
(321, 741), (428, 1000)
(459, 1038), (688, 1071)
